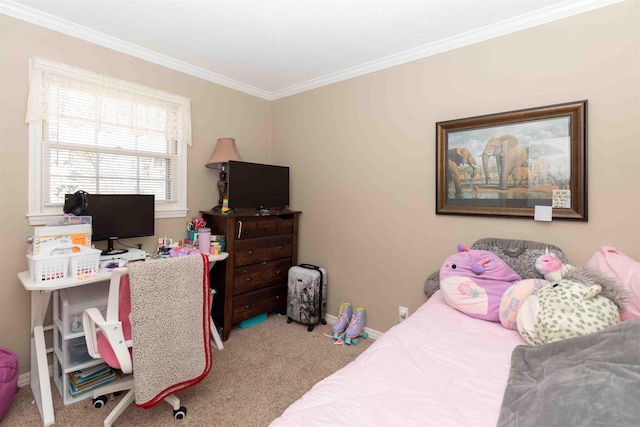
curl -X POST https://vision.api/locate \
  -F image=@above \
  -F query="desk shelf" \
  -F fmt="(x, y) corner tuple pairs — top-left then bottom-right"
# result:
(52, 279), (110, 405)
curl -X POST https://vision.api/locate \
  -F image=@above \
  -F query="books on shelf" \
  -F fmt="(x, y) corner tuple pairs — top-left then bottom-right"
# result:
(67, 363), (116, 397)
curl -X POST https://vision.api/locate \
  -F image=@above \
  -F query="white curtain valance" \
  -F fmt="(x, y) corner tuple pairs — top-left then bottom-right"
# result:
(25, 57), (192, 146)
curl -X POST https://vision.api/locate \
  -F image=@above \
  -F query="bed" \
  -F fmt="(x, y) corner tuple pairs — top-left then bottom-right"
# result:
(271, 290), (525, 426)
(270, 240), (640, 427)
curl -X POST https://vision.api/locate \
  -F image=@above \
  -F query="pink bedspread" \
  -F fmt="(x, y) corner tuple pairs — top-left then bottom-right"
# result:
(270, 290), (526, 427)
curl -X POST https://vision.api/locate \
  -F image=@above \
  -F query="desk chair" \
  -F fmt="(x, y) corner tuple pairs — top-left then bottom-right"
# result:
(83, 255), (213, 427)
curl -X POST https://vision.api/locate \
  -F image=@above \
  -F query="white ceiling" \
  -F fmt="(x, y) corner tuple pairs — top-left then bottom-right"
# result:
(1, 0), (623, 100)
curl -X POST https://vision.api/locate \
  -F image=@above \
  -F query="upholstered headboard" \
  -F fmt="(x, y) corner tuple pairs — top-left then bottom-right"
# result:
(424, 237), (570, 297)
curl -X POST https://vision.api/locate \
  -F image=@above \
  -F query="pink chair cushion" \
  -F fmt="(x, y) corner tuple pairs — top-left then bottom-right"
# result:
(119, 274), (132, 341)
(97, 274), (133, 369)
(96, 330), (122, 369)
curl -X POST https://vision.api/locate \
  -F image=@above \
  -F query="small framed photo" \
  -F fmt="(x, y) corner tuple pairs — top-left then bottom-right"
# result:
(436, 100), (587, 220)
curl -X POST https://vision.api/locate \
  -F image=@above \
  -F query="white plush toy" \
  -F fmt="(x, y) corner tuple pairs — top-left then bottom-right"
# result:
(517, 267), (625, 345)
(535, 248), (575, 282)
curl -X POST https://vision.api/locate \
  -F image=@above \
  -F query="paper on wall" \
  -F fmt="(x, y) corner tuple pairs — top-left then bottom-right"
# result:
(534, 205), (552, 222)
(552, 190), (571, 208)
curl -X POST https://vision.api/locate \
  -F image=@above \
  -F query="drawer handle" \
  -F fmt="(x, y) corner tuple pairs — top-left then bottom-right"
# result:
(245, 304), (252, 309)
(276, 270), (281, 275)
(248, 250), (254, 255)
(275, 295), (280, 299)
(245, 277), (252, 282)
(264, 228), (270, 233)
(277, 245), (283, 250)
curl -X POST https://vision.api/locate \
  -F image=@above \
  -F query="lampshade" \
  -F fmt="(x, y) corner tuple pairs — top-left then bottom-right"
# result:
(205, 137), (242, 169)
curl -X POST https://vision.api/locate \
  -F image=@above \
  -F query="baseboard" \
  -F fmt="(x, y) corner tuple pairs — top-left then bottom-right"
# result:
(18, 373), (29, 388)
(324, 314), (383, 340)
(17, 365), (51, 389)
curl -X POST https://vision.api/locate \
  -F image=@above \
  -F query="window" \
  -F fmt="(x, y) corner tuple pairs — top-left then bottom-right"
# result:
(26, 58), (191, 224)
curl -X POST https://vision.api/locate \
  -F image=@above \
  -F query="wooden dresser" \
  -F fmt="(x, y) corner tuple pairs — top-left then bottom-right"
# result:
(200, 209), (301, 341)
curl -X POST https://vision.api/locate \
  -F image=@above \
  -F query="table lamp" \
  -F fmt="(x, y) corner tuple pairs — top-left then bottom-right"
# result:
(206, 137), (243, 210)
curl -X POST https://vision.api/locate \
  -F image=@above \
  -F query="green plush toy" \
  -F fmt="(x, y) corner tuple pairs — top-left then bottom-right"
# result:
(516, 267), (624, 345)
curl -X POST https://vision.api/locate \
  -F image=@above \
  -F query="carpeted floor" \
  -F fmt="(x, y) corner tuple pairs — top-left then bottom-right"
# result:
(3, 313), (373, 426)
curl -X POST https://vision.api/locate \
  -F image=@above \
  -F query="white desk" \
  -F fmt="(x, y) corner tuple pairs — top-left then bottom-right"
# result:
(18, 252), (228, 427)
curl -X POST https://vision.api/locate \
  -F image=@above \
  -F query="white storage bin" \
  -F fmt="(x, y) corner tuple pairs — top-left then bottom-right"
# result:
(28, 245), (101, 284)
(56, 281), (109, 336)
(63, 335), (94, 368)
(27, 250), (70, 284)
(69, 246), (101, 279)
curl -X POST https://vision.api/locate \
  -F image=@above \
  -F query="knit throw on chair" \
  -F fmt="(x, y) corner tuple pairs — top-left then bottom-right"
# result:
(127, 254), (212, 408)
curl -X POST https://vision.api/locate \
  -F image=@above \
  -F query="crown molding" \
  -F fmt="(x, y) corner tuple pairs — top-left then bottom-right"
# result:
(0, 0), (272, 100)
(1, 0), (624, 101)
(270, 0), (625, 99)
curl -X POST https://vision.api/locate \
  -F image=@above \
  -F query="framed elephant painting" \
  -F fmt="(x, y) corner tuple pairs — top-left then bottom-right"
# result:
(435, 100), (587, 220)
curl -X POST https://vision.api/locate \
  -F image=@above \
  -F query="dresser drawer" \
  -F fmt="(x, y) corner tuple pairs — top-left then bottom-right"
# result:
(235, 235), (293, 266)
(276, 219), (294, 235)
(255, 220), (279, 237)
(236, 221), (257, 239)
(235, 219), (294, 239)
(232, 284), (286, 323)
(233, 258), (291, 295)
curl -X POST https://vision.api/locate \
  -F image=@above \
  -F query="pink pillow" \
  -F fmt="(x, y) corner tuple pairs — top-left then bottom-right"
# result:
(499, 278), (549, 329)
(586, 246), (640, 320)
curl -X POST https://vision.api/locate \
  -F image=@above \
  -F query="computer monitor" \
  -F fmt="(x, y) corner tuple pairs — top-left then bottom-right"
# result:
(81, 194), (155, 255)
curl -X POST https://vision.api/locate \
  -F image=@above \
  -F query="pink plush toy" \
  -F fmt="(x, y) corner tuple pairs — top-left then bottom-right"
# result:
(440, 244), (522, 322)
(535, 248), (574, 282)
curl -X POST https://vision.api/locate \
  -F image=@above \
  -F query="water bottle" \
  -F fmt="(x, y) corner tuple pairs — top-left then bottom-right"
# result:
(198, 228), (211, 253)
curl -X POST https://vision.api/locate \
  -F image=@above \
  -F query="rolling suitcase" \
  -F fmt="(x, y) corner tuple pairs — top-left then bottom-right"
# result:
(286, 264), (327, 331)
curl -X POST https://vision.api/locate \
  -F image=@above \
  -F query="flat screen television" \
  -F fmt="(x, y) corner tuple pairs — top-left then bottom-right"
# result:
(227, 161), (290, 210)
(68, 193), (155, 255)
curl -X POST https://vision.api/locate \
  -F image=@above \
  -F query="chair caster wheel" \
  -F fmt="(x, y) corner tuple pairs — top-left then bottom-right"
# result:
(174, 406), (187, 419)
(287, 317), (292, 324)
(307, 325), (315, 332)
(321, 319), (327, 325)
(93, 395), (108, 408)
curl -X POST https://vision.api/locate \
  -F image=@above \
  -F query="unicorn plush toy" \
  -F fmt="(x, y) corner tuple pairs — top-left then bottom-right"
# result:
(535, 248), (575, 282)
(439, 244), (521, 322)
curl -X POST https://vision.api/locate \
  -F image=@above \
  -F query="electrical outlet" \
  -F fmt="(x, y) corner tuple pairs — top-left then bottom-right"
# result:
(398, 306), (409, 321)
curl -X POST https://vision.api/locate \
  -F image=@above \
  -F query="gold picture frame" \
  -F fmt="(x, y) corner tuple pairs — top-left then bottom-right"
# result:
(436, 100), (587, 220)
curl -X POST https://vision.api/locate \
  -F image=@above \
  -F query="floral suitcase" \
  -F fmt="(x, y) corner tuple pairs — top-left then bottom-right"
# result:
(286, 264), (327, 331)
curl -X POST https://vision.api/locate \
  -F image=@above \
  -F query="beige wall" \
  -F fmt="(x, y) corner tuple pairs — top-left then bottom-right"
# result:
(1, 1), (639, 376)
(272, 1), (640, 331)
(0, 14), (271, 374)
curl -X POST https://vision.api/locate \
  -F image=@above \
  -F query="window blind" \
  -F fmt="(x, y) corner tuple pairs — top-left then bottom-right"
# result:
(26, 58), (191, 209)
